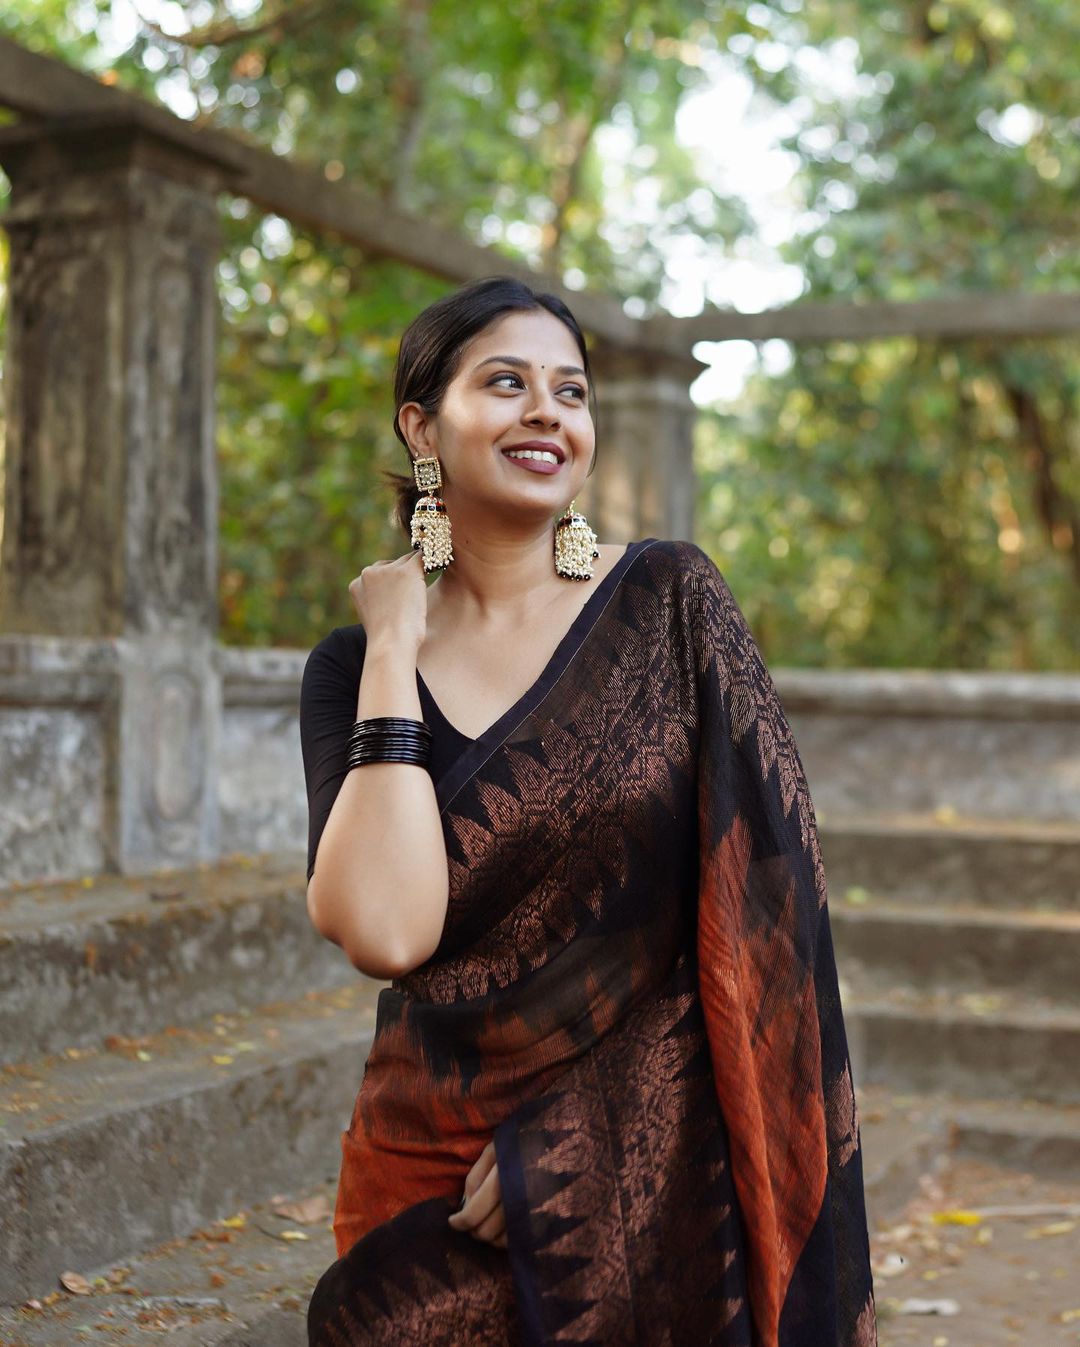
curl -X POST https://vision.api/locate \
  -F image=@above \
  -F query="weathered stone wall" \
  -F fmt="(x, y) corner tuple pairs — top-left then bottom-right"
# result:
(779, 668), (1080, 825)
(2, 634), (1076, 887)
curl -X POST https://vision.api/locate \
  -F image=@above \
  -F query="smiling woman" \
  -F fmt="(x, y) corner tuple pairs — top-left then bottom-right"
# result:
(300, 277), (876, 1347)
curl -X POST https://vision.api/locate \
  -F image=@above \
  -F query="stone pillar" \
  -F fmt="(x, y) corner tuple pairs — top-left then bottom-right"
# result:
(0, 113), (236, 872)
(578, 343), (705, 543)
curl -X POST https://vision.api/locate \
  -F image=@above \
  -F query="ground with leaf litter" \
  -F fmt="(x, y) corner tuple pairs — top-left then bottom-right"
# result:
(0, 1180), (338, 1344)
(872, 1157), (1080, 1346)
(4, 1157), (1080, 1344)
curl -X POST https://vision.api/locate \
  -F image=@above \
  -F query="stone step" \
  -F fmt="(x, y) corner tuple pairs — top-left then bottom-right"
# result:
(831, 901), (1080, 1004)
(946, 1094), (1080, 1182)
(845, 993), (1080, 1107)
(855, 1086), (947, 1232)
(0, 980), (382, 1304)
(857, 1085), (1080, 1191)
(0, 1176), (338, 1343)
(0, 853), (350, 1066)
(818, 812), (1080, 910)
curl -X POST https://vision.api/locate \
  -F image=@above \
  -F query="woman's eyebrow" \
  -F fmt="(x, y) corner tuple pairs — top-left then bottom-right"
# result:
(473, 354), (587, 378)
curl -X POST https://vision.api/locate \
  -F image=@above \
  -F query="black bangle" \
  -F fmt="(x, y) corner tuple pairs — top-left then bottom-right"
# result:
(346, 716), (432, 770)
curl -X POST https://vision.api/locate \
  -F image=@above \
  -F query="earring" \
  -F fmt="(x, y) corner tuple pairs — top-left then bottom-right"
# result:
(410, 456), (454, 573)
(554, 499), (599, 580)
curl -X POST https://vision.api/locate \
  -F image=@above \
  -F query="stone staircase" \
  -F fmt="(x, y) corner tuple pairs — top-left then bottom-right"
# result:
(0, 854), (383, 1344)
(823, 811), (1080, 1197)
(2, 813), (1078, 1343)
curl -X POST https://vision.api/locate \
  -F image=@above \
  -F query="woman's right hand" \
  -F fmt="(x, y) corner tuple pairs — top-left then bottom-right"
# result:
(348, 547), (429, 655)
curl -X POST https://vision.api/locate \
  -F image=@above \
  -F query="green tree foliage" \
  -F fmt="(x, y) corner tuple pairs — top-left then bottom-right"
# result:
(698, 0), (1079, 669)
(1, 0), (747, 644)
(1, 0), (1076, 666)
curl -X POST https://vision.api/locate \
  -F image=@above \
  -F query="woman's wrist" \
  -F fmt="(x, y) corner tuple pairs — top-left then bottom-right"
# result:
(364, 633), (421, 666)
(356, 637), (423, 722)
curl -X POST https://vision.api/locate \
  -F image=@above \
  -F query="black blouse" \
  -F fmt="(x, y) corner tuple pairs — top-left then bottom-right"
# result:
(298, 625), (474, 883)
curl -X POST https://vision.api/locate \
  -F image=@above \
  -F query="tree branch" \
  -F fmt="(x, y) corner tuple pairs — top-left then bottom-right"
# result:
(1002, 380), (1080, 587)
(135, 0), (344, 50)
(382, 0), (433, 205)
(539, 3), (636, 269)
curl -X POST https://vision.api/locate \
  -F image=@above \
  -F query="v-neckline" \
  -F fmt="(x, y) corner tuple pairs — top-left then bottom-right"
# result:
(419, 537), (658, 811)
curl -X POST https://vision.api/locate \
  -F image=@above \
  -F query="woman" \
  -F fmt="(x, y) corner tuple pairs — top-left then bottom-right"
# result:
(300, 276), (876, 1346)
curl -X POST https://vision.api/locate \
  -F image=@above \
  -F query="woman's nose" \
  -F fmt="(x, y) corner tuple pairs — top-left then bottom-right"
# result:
(524, 388), (561, 426)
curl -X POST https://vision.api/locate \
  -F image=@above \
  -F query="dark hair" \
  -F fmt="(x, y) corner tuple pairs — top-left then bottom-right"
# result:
(381, 276), (597, 537)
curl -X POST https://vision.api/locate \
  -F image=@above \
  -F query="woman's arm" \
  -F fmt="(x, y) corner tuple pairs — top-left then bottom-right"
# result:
(306, 632), (450, 980)
(303, 548), (447, 979)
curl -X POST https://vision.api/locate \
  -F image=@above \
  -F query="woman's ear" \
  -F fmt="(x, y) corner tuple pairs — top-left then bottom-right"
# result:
(398, 402), (436, 457)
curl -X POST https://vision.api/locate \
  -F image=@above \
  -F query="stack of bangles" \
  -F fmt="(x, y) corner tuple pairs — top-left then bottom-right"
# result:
(346, 716), (433, 771)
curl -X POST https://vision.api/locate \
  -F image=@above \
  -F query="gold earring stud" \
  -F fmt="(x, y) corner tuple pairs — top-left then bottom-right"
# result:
(410, 455), (453, 572)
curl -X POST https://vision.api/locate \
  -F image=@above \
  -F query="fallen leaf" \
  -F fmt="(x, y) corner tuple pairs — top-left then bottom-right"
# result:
(1060, 1309), (1080, 1324)
(895, 1297), (960, 1316)
(930, 1209), (981, 1226)
(135, 1050), (152, 1062)
(957, 992), (1004, 1015)
(280, 1230), (309, 1241)
(209, 1272), (227, 1288)
(271, 1194), (331, 1225)
(212, 1055), (234, 1066)
(104, 1033), (152, 1057)
(60, 1270), (92, 1295)
(872, 1252), (906, 1278)
(220, 1214), (247, 1229)
(1025, 1221), (1076, 1239)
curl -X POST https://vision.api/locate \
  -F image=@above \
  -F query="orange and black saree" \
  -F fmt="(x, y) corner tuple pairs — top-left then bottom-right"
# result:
(300, 538), (876, 1346)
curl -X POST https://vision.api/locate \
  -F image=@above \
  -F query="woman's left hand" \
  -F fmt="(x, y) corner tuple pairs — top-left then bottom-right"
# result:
(447, 1140), (508, 1248)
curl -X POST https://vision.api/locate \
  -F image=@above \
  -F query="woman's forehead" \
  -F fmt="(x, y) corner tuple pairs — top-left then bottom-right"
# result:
(462, 309), (582, 367)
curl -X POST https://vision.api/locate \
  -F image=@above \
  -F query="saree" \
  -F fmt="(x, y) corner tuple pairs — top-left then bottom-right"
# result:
(300, 537), (876, 1347)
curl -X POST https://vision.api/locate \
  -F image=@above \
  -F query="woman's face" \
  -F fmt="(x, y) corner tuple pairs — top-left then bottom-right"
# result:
(407, 308), (596, 522)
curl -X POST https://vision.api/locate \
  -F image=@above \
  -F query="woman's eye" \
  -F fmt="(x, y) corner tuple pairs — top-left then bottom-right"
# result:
(487, 374), (587, 400)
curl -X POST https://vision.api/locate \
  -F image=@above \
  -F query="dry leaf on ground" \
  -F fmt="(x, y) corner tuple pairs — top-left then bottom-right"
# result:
(271, 1194), (331, 1225)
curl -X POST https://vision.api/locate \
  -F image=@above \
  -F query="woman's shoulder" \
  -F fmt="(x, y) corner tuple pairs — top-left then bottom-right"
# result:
(633, 537), (727, 586)
(302, 622), (368, 684)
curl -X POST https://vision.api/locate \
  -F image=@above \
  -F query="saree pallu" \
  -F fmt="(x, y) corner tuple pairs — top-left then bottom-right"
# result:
(305, 538), (876, 1347)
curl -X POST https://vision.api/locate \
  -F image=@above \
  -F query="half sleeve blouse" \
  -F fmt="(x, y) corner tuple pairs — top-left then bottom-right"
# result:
(299, 625), (473, 883)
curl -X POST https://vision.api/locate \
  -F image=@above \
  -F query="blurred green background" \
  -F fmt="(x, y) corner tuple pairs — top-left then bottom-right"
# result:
(1, 0), (1077, 669)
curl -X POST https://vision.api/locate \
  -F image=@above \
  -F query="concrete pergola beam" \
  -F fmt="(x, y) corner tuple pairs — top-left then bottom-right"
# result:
(0, 37), (647, 355)
(3, 35), (1078, 351)
(649, 292), (1080, 346)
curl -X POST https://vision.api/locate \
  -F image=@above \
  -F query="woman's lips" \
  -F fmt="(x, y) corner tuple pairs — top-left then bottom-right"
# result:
(501, 452), (562, 475)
